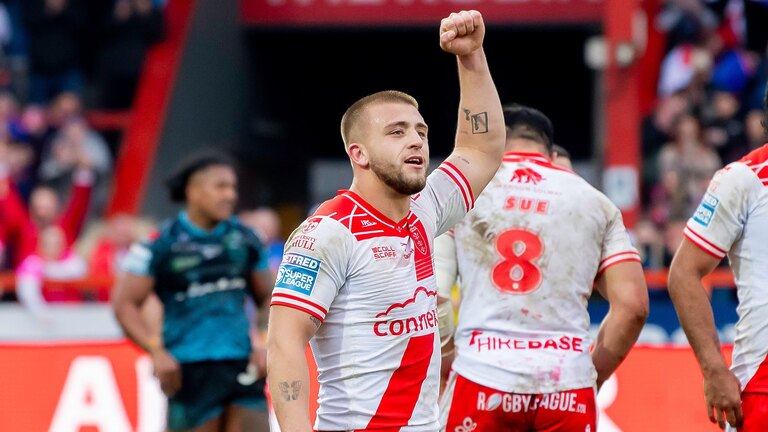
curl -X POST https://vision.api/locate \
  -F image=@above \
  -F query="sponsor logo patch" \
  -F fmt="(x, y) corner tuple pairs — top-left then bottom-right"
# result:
(275, 253), (320, 295)
(693, 193), (719, 227)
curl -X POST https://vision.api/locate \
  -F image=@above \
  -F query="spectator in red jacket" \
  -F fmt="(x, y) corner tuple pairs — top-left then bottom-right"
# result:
(0, 151), (93, 268)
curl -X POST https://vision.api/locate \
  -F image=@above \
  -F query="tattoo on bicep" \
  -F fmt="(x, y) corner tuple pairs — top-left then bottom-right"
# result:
(309, 315), (321, 328)
(470, 112), (489, 134)
(278, 381), (302, 401)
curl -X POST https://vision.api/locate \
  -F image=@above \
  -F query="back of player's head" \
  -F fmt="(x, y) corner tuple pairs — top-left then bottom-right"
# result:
(165, 149), (238, 203)
(503, 104), (554, 150)
(341, 90), (419, 149)
(551, 144), (570, 159)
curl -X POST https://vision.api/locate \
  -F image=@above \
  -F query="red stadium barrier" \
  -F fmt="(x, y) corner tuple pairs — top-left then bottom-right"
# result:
(0, 341), (730, 431)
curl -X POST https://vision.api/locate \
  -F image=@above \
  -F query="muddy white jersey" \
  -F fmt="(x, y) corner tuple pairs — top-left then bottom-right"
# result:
(447, 152), (640, 394)
(271, 162), (473, 431)
(684, 144), (768, 394)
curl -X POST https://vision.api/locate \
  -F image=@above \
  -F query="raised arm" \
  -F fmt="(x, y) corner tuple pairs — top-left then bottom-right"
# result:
(669, 239), (742, 429)
(592, 261), (648, 390)
(440, 10), (505, 197)
(267, 306), (320, 432)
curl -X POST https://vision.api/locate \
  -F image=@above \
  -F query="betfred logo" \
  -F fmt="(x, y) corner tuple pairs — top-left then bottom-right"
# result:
(373, 286), (438, 337)
(510, 167), (544, 184)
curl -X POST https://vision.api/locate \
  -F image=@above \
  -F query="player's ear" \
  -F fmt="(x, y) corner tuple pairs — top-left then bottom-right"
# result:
(348, 142), (370, 169)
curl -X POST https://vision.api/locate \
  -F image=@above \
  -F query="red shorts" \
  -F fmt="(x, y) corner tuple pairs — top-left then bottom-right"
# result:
(441, 372), (596, 432)
(738, 393), (768, 432)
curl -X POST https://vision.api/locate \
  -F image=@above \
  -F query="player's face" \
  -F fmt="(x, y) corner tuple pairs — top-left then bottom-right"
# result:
(364, 103), (429, 195)
(188, 165), (238, 222)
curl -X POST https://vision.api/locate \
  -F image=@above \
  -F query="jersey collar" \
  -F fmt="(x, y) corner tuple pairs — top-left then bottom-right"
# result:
(179, 211), (230, 238)
(503, 151), (551, 164)
(337, 189), (411, 230)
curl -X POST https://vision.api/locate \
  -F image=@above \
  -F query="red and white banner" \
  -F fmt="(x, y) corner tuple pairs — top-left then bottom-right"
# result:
(240, 0), (604, 26)
(0, 341), (729, 431)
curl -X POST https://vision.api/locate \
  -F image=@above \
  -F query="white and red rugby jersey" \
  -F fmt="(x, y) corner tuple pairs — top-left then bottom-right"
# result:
(271, 161), (473, 431)
(684, 144), (768, 394)
(448, 152), (640, 394)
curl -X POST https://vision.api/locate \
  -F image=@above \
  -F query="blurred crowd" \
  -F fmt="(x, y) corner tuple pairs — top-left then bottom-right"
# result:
(2, 0), (768, 317)
(636, 0), (768, 270)
(0, 0), (168, 312)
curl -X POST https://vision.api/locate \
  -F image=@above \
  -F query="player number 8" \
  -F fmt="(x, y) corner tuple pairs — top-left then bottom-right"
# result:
(491, 228), (543, 294)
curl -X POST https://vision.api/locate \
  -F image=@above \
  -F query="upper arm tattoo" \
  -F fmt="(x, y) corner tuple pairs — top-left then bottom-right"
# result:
(471, 112), (489, 134)
(462, 108), (489, 134)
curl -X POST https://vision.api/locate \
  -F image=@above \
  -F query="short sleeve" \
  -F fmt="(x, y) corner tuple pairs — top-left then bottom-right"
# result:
(121, 241), (156, 277)
(683, 164), (753, 260)
(270, 216), (351, 322)
(417, 161), (475, 236)
(597, 204), (642, 275)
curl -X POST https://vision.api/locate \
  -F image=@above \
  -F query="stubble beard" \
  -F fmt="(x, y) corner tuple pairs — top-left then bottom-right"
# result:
(370, 159), (426, 196)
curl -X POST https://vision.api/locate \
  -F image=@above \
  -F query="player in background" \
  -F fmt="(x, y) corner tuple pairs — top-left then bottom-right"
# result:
(112, 150), (274, 432)
(266, 10), (505, 431)
(668, 87), (768, 431)
(435, 104), (649, 431)
(550, 143), (572, 170)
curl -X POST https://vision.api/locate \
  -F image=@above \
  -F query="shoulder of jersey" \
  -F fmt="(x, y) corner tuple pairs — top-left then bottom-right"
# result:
(300, 193), (406, 241)
(734, 143), (768, 187)
(231, 219), (265, 244)
(145, 218), (177, 244)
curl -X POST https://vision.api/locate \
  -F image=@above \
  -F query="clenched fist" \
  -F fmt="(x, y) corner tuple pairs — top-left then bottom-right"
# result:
(439, 10), (485, 56)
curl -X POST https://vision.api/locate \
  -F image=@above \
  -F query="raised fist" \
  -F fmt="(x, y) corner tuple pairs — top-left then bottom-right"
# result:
(439, 10), (485, 56)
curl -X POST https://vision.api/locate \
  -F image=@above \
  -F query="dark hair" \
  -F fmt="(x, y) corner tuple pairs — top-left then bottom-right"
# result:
(551, 144), (570, 159)
(165, 149), (238, 203)
(503, 104), (554, 149)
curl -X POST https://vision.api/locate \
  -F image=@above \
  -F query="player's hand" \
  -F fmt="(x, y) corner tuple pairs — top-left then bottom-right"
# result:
(439, 10), (485, 56)
(151, 348), (181, 397)
(251, 346), (267, 379)
(703, 367), (743, 429)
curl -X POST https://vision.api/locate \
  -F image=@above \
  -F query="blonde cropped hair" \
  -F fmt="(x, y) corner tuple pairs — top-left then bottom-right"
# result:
(340, 90), (419, 149)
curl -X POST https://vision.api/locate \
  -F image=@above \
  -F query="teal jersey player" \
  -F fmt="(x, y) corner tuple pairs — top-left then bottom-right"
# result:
(122, 211), (269, 362)
(113, 151), (274, 432)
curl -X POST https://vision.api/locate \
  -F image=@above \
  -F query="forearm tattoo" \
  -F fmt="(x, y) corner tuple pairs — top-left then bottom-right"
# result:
(278, 381), (302, 401)
(462, 108), (489, 134)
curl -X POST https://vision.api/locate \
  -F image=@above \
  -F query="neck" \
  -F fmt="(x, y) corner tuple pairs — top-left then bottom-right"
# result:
(185, 207), (219, 230)
(349, 175), (411, 222)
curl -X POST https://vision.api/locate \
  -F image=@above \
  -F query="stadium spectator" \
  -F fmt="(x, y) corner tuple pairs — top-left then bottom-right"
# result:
(0, 148), (92, 268)
(86, 213), (140, 280)
(655, 0), (718, 54)
(702, 89), (749, 164)
(112, 150), (273, 431)
(641, 93), (689, 188)
(267, 10), (505, 430)
(22, 0), (86, 105)
(38, 116), (111, 217)
(746, 108), (766, 150)
(435, 104), (647, 430)
(634, 215), (665, 269)
(97, 0), (165, 109)
(239, 206), (284, 274)
(15, 224), (87, 316)
(668, 83), (768, 430)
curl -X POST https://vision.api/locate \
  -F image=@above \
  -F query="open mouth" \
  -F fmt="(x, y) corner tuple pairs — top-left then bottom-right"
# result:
(404, 156), (424, 167)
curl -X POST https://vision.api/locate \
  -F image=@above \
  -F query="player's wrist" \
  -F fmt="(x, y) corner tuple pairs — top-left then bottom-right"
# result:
(146, 335), (164, 355)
